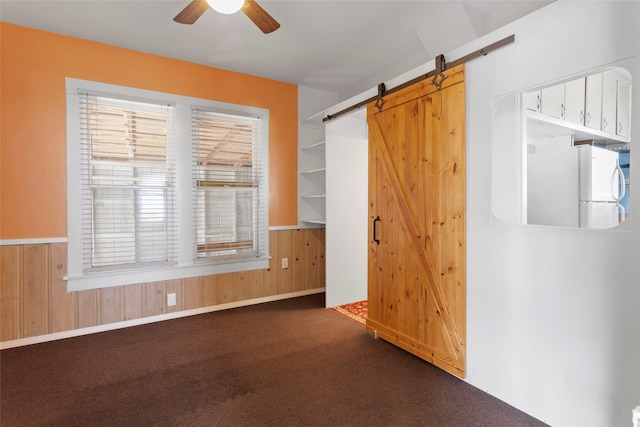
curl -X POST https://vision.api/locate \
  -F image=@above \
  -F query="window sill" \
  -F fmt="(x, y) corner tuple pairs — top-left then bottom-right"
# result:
(65, 256), (270, 291)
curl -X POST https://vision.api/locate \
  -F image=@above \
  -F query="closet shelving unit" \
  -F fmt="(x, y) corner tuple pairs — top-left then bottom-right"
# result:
(298, 124), (326, 226)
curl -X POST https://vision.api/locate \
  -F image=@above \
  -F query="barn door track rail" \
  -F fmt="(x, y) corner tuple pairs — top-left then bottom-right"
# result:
(323, 34), (515, 122)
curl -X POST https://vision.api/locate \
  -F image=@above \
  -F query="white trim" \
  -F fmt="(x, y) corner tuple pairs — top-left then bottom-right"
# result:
(0, 229), (318, 245)
(0, 288), (325, 350)
(65, 257), (270, 291)
(0, 238), (67, 246)
(270, 224), (325, 231)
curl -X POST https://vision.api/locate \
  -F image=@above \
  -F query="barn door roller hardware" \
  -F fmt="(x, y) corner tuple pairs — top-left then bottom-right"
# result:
(431, 54), (447, 90)
(374, 83), (386, 112)
(322, 34), (515, 122)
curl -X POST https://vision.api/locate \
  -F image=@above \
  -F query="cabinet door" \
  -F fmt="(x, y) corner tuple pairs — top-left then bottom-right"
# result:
(564, 78), (586, 126)
(540, 84), (565, 119)
(585, 73), (603, 131)
(601, 70), (617, 135)
(525, 90), (541, 112)
(617, 77), (631, 138)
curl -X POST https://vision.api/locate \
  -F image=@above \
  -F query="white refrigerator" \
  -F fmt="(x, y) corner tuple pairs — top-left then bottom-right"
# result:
(527, 145), (625, 228)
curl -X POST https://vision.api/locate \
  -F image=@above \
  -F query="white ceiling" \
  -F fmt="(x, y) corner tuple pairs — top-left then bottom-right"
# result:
(0, 0), (552, 101)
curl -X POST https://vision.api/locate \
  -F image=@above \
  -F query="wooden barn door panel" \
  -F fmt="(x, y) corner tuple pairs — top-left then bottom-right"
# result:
(366, 65), (466, 378)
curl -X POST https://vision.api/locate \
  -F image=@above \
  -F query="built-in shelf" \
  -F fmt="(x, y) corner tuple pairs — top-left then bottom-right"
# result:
(302, 141), (326, 150)
(303, 219), (326, 225)
(301, 168), (326, 175)
(299, 121), (326, 227)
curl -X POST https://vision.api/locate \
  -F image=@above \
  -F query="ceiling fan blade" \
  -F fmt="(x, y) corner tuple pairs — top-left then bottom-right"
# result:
(174, 0), (209, 24)
(242, 0), (280, 34)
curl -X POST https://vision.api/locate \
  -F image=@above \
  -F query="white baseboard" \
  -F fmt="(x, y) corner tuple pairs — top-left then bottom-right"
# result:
(0, 288), (325, 350)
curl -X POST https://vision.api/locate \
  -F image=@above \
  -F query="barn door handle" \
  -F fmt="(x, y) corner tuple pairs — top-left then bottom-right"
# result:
(372, 216), (381, 245)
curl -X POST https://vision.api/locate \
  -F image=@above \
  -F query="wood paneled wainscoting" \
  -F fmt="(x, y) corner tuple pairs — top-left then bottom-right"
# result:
(0, 228), (325, 348)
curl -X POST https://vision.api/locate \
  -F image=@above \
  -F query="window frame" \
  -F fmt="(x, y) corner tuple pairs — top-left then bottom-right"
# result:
(66, 78), (270, 291)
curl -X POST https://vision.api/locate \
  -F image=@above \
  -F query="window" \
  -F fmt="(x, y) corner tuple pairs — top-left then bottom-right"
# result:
(80, 94), (177, 272)
(66, 79), (269, 291)
(192, 109), (267, 260)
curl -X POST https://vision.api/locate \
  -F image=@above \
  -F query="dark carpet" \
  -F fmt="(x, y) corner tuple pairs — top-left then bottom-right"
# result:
(1, 294), (548, 426)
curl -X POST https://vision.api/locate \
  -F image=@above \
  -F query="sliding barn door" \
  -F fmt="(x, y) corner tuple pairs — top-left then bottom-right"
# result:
(366, 64), (466, 378)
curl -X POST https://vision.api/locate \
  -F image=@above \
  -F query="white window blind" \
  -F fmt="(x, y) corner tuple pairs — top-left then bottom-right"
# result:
(192, 108), (267, 260)
(79, 93), (177, 272)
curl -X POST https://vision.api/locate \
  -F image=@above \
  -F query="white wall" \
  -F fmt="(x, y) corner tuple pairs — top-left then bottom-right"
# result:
(325, 110), (368, 307)
(322, 2), (640, 425)
(298, 85), (339, 124)
(464, 3), (639, 426)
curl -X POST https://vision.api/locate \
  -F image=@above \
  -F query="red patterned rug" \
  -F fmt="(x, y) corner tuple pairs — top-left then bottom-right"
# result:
(332, 300), (367, 325)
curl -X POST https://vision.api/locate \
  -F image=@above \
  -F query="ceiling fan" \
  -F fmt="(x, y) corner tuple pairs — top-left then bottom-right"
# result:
(174, 0), (280, 34)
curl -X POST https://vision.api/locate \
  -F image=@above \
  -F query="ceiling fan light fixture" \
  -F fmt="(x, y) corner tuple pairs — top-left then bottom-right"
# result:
(206, 0), (245, 15)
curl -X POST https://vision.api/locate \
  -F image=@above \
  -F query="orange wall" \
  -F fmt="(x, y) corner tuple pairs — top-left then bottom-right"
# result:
(0, 23), (298, 239)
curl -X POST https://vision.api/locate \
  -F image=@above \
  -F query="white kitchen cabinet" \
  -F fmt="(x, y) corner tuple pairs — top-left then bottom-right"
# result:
(527, 70), (630, 144)
(585, 72), (603, 131)
(564, 77), (586, 126)
(617, 76), (632, 138)
(540, 84), (565, 119)
(581, 70), (631, 141)
(601, 70), (617, 135)
(525, 90), (541, 112)
(528, 77), (585, 125)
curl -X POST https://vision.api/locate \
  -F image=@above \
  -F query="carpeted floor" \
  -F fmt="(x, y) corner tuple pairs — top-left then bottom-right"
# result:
(0, 294), (548, 427)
